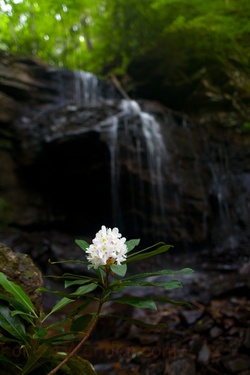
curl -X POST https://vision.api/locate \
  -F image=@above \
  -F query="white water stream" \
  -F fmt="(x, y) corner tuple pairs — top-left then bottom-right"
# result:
(74, 71), (168, 234)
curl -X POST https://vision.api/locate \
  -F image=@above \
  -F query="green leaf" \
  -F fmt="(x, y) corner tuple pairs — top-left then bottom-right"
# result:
(75, 239), (89, 251)
(42, 297), (74, 322)
(10, 310), (36, 325)
(125, 239), (140, 252)
(0, 272), (36, 317)
(48, 259), (88, 265)
(110, 268), (194, 285)
(113, 279), (183, 291)
(42, 332), (76, 344)
(126, 241), (166, 258)
(64, 279), (93, 288)
(0, 293), (30, 313)
(68, 300), (92, 319)
(110, 263), (127, 277)
(70, 313), (94, 332)
(110, 297), (157, 310)
(126, 244), (173, 263)
(93, 267), (106, 278)
(71, 283), (98, 296)
(152, 296), (193, 308)
(0, 302), (27, 343)
(33, 327), (48, 339)
(38, 287), (74, 298)
(22, 344), (50, 375)
(46, 318), (68, 332)
(0, 293), (34, 324)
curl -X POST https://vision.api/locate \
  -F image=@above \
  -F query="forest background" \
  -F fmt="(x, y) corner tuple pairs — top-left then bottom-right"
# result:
(1, 0), (250, 128)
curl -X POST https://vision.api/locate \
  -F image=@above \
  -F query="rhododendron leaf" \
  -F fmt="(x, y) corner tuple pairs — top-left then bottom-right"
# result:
(42, 297), (74, 322)
(70, 314), (94, 332)
(152, 296), (192, 308)
(0, 303), (27, 342)
(71, 283), (98, 296)
(110, 263), (127, 277)
(0, 272), (36, 316)
(125, 239), (140, 252)
(22, 344), (50, 375)
(126, 244), (172, 263)
(64, 279), (92, 288)
(75, 239), (89, 251)
(120, 268), (194, 281)
(110, 297), (157, 310)
(115, 279), (182, 290)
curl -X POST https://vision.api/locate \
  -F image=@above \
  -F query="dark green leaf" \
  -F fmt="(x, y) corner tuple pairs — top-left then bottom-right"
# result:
(43, 297), (74, 322)
(42, 332), (76, 344)
(110, 268), (194, 285)
(38, 287), (75, 298)
(64, 279), (92, 288)
(75, 239), (89, 251)
(68, 300), (92, 319)
(70, 313), (94, 332)
(0, 272), (36, 317)
(0, 303), (27, 342)
(113, 279), (182, 290)
(126, 244), (173, 263)
(10, 310), (36, 325)
(0, 293), (34, 324)
(110, 263), (127, 277)
(71, 283), (98, 296)
(22, 344), (50, 375)
(46, 318), (68, 332)
(48, 259), (88, 265)
(125, 239), (140, 252)
(152, 296), (193, 308)
(33, 327), (48, 339)
(110, 297), (157, 310)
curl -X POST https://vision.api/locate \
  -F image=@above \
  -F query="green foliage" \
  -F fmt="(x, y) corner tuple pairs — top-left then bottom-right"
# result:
(0, 0), (249, 77)
(0, 228), (193, 374)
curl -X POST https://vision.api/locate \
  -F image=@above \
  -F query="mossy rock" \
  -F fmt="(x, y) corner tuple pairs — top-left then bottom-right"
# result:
(0, 242), (43, 309)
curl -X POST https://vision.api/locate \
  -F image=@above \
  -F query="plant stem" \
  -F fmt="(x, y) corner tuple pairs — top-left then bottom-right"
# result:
(47, 302), (102, 375)
(47, 272), (109, 375)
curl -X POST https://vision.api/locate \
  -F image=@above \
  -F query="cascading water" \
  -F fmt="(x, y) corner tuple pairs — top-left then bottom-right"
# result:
(74, 71), (99, 106)
(73, 71), (168, 237)
(119, 99), (168, 236)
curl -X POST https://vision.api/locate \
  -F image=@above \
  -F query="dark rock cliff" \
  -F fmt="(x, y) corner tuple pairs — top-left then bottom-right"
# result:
(0, 52), (249, 267)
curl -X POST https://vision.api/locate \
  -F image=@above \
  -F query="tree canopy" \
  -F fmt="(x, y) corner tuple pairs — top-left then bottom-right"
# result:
(1, 0), (249, 73)
(1, 0), (250, 123)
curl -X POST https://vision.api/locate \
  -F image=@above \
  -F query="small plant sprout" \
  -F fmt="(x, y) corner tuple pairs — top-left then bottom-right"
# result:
(0, 225), (194, 375)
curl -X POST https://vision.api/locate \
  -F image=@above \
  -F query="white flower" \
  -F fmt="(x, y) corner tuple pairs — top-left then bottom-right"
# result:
(86, 225), (127, 269)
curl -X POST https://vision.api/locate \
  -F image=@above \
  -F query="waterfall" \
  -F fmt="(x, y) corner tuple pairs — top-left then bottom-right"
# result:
(74, 71), (99, 106)
(119, 100), (168, 235)
(72, 72), (168, 237)
(101, 99), (168, 236)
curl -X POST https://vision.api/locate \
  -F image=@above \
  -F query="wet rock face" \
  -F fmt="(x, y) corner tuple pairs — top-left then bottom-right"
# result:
(0, 53), (249, 254)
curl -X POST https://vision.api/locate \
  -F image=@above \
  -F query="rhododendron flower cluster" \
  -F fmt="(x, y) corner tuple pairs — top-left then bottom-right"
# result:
(86, 225), (127, 268)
